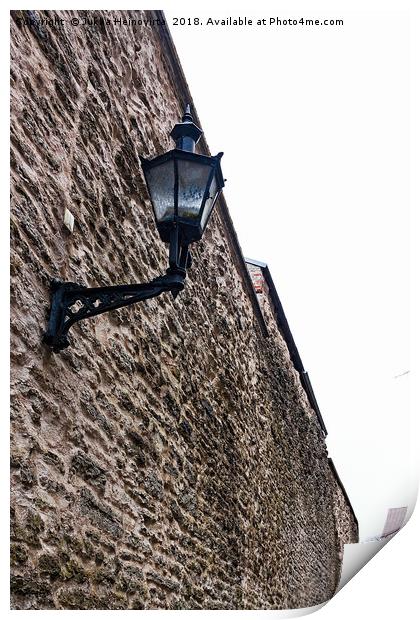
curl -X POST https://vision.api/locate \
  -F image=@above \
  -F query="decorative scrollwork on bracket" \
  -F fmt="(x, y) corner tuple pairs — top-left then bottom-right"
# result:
(44, 272), (185, 352)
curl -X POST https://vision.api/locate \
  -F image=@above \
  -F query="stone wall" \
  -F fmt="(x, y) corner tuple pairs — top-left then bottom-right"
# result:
(328, 460), (359, 563)
(10, 9), (357, 610)
(246, 260), (358, 577)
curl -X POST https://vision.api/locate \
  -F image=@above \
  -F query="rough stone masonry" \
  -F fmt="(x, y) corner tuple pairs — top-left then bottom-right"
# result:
(10, 9), (358, 610)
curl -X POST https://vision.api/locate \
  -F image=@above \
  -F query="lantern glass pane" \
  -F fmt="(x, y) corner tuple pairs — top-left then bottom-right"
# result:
(144, 160), (175, 222)
(177, 159), (213, 221)
(200, 174), (219, 230)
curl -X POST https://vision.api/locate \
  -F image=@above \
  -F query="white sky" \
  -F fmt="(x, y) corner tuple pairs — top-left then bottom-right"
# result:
(166, 7), (412, 541)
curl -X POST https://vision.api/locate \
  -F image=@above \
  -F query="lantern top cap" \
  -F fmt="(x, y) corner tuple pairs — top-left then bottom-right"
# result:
(170, 103), (203, 149)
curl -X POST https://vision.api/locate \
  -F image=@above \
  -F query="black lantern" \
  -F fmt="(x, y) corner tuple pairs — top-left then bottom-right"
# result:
(44, 106), (225, 352)
(141, 106), (224, 247)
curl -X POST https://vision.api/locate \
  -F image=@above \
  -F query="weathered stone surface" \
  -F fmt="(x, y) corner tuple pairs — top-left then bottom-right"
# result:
(71, 450), (107, 490)
(10, 9), (357, 610)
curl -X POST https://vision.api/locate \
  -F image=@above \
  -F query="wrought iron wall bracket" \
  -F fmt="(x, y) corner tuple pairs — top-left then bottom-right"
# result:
(43, 272), (185, 352)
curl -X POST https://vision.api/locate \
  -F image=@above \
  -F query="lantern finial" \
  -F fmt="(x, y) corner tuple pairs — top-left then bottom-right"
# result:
(170, 105), (202, 152)
(182, 104), (193, 123)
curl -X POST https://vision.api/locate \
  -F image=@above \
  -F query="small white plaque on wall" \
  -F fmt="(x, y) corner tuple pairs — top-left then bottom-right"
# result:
(64, 208), (75, 233)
